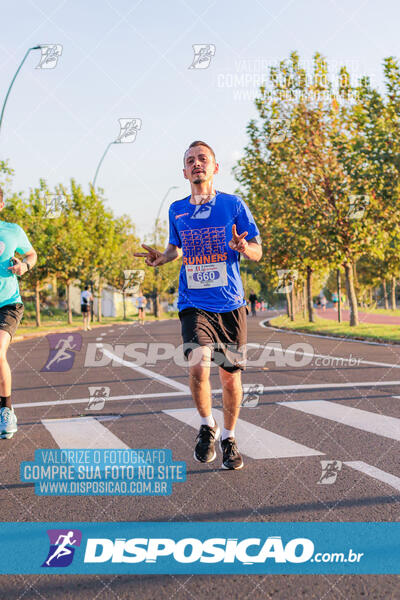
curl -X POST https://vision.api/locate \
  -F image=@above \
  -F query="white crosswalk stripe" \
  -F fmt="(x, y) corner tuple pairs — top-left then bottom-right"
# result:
(34, 399), (400, 493)
(163, 408), (323, 459)
(279, 400), (400, 441)
(42, 416), (129, 449)
(344, 461), (400, 492)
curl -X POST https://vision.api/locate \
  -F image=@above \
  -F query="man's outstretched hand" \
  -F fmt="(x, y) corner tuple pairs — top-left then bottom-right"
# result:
(228, 224), (248, 253)
(134, 244), (167, 267)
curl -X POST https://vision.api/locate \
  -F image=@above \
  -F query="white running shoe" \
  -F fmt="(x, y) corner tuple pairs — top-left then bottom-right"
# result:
(0, 407), (18, 439)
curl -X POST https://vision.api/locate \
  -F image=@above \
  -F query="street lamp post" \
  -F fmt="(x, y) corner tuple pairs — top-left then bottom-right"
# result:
(92, 141), (118, 188)
(154, 185), (179, 247)
(153, 185), (179, 318)
(0, 45), (42, 135)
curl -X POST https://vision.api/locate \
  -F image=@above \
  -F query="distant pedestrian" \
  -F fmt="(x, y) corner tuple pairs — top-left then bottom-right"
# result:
(81, 285), (93, 331)
(249, 290), (257, 317)
(332, 292), (338, 310)
(321, 295), (327, 311)
(137, 292), (146, 325)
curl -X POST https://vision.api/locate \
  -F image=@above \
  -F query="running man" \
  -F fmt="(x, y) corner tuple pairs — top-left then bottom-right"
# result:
(0, 187), (37, 439)
(44, 335), (76, 371)
(135, 141), (262, 469)
(45, 531), (77, 566)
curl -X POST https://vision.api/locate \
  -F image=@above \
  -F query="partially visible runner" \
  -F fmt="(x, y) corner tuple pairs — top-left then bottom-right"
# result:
(136, 292), (146, 325)
(135, 141), (262, 470)
(81, 285), (93, 331)
(0, 187), (37, 439)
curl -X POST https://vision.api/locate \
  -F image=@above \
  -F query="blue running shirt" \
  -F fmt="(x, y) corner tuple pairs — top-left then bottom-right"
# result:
(0, 221), (33, 307)
(168, 191), (260, 313)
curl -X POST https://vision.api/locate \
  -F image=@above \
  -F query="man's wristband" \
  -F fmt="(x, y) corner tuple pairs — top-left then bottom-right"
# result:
(22, 260), (31, 272)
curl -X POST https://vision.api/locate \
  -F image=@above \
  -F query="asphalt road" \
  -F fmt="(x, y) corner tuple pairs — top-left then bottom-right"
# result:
(1, 312), (399, 599)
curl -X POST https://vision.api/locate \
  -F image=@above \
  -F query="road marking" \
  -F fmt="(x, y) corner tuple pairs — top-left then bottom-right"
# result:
(12, 380), (400, 410)
(162, 408), (323, 459)
(42, 416), (129, 449)
(344, 461), (400, 492)
(248, 342), (400, 370)
(279, 400), (400, 440)
(99, 346), (190, 393)
(13, 391), (190, 409)
(247, 381), (400, 391)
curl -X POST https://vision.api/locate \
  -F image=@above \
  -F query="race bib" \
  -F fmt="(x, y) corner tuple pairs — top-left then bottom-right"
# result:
(185, 262), (228, 289)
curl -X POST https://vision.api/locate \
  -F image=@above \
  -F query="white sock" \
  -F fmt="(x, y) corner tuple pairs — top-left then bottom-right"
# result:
(200, 414), (215, 427)
(222, 428), (234, 440)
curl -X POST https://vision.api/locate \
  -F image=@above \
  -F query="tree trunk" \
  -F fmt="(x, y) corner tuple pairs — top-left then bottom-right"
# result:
(67, 282), (73, 324)
(290, 281), (295, 321)
(382, 279), (389, 310)
(285, 287), (291, 318)
(391, 277), (397, 310)
(344, 262), (359, 326)
(302, 280), (307, 320)
(35, 280), (41, 327)
(306, 266), (314, 322)
(97, 278), (102, 322)
(152, 289), (160, 318)
(337, 268), (341, 323)
(123, 291), (127, 320)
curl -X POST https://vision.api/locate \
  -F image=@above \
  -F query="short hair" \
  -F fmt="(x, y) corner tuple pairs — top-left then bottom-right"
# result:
(85, 285), (89, 290)
(183, 141), (216, 165)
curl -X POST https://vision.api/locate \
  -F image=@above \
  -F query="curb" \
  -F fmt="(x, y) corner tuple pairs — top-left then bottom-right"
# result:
(11, 317), (180, 344)
(12, 322), (118, 344)
(261, 319), (400, 347)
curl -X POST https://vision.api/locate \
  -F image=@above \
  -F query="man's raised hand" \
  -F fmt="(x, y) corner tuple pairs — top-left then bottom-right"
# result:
(228, 224), (248, 253)
(134, 244), (167, 267)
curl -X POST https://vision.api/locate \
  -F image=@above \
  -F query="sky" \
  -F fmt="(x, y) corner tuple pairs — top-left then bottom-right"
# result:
(0, 0), (399, 237)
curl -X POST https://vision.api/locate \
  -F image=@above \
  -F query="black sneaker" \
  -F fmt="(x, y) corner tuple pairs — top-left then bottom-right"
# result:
(220, 437), (244, 470)
(194, 422), (220, 463)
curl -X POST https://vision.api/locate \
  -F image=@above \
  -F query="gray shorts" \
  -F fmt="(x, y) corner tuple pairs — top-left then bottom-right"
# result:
(0, 303), (24, 338)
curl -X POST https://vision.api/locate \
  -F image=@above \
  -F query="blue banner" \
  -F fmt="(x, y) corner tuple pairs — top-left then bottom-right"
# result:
(0, 522), (398, 574)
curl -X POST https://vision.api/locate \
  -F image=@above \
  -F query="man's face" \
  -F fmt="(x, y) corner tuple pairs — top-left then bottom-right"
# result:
(183, 145), (219, 184)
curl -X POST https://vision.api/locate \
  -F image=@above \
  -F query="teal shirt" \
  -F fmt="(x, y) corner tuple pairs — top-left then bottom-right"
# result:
(0, 221), (32, 307)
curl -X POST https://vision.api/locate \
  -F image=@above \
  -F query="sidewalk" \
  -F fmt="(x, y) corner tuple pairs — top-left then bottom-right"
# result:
(315, 307), (400, 325)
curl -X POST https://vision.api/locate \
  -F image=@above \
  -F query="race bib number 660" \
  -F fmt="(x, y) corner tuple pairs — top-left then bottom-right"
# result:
(185, 262), (228, 289)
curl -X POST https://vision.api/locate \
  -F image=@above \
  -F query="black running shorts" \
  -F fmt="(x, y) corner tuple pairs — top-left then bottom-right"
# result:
(0, 303), (24, 339)
(179, 306), (248, 372)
